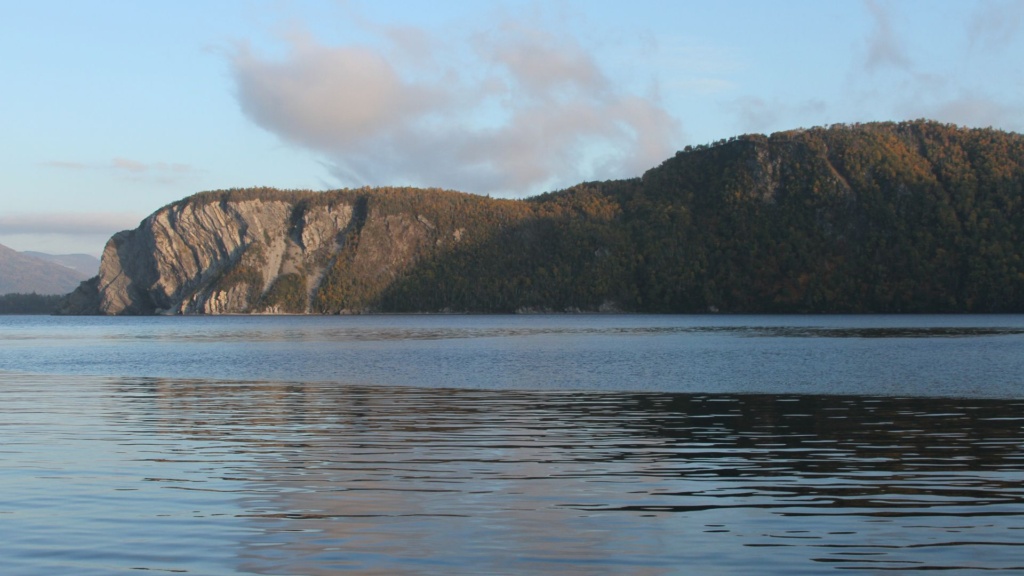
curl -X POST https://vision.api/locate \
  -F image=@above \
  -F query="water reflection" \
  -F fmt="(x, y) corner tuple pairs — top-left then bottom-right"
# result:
(104, 378), (1024, 574)
(5, 315), (1024, 399)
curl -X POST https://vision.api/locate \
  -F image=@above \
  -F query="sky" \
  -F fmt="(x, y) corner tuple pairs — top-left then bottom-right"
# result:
(1, 0), (1021, 257)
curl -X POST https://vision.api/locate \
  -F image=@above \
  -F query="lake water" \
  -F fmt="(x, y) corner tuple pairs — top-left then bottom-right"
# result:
(1, 314), (1022, 574)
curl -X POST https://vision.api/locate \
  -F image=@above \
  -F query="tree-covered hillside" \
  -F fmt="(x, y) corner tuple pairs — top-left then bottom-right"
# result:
(63, 120), (1024, 314)
(0, 293), (64, 314)
(620, 121), (1024, 312)
(373, 121), (1024, 313)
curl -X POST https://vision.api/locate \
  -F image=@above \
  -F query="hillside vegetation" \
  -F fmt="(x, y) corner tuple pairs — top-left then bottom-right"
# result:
(382, 120), (1024, 313)
(616, 121), (1024, 312)
(63, 121), (1024, 314)
(0, 293), (64, 314)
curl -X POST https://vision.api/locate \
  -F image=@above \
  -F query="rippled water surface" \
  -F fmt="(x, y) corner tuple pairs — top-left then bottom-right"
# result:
(1, 315), (1023, 574)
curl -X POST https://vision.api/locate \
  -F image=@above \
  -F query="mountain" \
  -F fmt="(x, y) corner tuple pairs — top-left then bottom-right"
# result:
(21, 251), (100, 278)
(0, 243), (92, 295)
(59, 120), (1024, 315)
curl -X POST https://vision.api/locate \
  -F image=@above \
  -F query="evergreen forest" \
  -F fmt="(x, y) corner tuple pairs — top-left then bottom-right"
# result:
(0, 293), (63, 314)
(373, 121), (1024, 313)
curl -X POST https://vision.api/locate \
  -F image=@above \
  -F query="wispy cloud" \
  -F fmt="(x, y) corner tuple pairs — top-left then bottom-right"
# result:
(111, 157), (193, 175)
(725, 97), (829, 136)
(228, 12), (682, 196)
(863, 0), (912, 72)
(728, 97), (781, 135)
(969, 0), (1024, 51)
(918, 94), (1022, 130)
(0, 212), (143, 236)
(843, 0), (1024, 134)
(111, 157), (150, 173)
(42, 160), (90, 170)
(44, 157), (197, 183)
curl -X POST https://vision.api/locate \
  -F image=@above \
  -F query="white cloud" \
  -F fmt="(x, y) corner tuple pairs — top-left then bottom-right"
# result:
(229, 15), (682, 196)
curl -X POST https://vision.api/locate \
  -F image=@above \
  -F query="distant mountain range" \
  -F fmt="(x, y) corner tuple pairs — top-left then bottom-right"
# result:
(59, 120), (1024, 314)
(20, 251), (102, 278)
(0, 244), (99, 295)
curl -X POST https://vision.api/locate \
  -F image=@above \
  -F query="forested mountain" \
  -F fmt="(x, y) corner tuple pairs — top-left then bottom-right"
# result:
(61, 120), (1024, 314)
(616, 120), (1024, 312)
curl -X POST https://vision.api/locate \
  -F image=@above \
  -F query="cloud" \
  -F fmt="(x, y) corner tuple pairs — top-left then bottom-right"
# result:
(863, 0), (911, 72)
(727, 97), (780, 135)
(969, 0), (1024, 50)
(111, 157), (193, 175)
(836, 1), (1023, 134)
(231, 35), (436, 153)
(44, 157), (197, 184)
(923, 94), (1023, 131)
(0, 213), (144, 257)
(0, 212), (143, 236)
(111, 157), (150, 173)
(725, 97), (829, 136)
(229, 15), (682, 196)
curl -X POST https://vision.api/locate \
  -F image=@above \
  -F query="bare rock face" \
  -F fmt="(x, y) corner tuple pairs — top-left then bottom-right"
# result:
(59, 189), (456, 315)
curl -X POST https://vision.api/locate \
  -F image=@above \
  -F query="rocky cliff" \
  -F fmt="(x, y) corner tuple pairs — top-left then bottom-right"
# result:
(61, 121), (1024, 315)
(60, 187), (531, 314)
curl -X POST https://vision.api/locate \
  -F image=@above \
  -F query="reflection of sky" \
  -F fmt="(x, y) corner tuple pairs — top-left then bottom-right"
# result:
(3, 315), (1024, 398)
(0, 375), (254, 575)
(3, 373), (1024, 574)
(131, 379), (1024, 575)
(228, 387), (675, 574)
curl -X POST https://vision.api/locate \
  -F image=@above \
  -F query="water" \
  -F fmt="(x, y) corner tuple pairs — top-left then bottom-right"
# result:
(1, 315), (1023, 574)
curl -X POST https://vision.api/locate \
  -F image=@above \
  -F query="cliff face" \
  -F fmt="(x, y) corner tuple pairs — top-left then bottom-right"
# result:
(62, 189), (496, 314)
(61, 121), (1024, 315)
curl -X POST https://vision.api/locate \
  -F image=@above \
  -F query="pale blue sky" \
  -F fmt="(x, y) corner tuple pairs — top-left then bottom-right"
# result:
(1, 0), (1021, 256)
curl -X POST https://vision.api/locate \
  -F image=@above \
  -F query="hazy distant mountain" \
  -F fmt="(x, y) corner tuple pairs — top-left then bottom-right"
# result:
(21, 251), (100, 277)
(0, 243), (91, 295)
